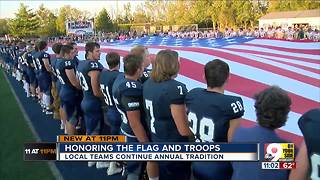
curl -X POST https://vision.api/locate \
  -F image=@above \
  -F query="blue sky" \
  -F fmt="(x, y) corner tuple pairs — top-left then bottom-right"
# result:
(0, 0), (143, 18)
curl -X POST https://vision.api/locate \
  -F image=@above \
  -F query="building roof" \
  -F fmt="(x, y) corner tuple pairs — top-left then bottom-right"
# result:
(260, 9), (320, 20)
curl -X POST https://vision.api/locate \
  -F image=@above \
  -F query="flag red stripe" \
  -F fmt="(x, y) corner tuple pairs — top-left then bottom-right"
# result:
(149, 45), (320, 64)
(223, 47), (320, 64)
(242, 43), (320, 55)
(258, 37), (317, 43)
(255, 55), (320, 74)
(148, 45), (319, 87)
(99, 47), (318, 115)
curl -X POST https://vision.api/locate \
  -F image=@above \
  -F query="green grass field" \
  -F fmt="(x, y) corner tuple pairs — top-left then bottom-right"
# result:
(0, 69), (54, 180)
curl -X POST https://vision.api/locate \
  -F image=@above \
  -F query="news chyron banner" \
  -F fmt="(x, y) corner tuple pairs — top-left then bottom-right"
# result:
(24, 135), (258, 161)
(261, 143), (296, 170)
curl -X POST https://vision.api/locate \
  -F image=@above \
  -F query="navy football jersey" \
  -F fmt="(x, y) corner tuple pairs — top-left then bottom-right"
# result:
(56, 58), (77, 89)
(50, 57), (58, 82)
(185, 88), (244, 142)
(38, 52), (51, 74)
(143, 78), (188, 142)
(138, 68), (151, 84)
(32, 51), (41, 71)
(298, 108), (320, 179)
(112, 77), (145, 137)
(76, 60), (103, 100)
(14, 46), (19, 57)
(99, 69), (122, 108)
(72, 56), (80, 67)
(25, 52), (34, 67)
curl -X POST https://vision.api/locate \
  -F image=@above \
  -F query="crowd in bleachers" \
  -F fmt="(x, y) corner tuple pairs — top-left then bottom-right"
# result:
(0, 37), (319, 180)
(163, 26), (320, 41)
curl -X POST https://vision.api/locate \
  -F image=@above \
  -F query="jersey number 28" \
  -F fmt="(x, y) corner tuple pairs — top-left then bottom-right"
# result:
(188, 112), (215, 142)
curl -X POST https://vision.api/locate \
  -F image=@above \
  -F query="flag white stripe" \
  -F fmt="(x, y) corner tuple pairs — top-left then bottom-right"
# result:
(216, 48), (320, 79)
(224, 45), (320, 60)
(244, 39), (320, 50)
(243, 53), (320, 70)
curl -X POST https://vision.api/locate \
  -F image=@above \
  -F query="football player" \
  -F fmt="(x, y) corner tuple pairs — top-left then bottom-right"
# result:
(37, 41), (52, 114)
(56, 45), (81, 135)
(143, 49), (192, 180)
(289, 108), (320, 180)
(68, 42), (79, 67)
(185, 59), (244, 180)
(99, 52), (123, 175)
(112, 54), (152, 180)
(50, 42), (63, 120)
(232, 86), (291, 180)
(130, 45), (151, 84)
(52, 43), (68, 132)
(77, 42), (104, 168)
(77, 42), (104, 135)
(100, 52), (122, 135)
(24, 45), (35, 98)
(68, 42), (83, 131)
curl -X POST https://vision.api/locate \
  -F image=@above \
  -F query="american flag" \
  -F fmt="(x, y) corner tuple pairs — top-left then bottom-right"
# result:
(55, 36), (320, 146)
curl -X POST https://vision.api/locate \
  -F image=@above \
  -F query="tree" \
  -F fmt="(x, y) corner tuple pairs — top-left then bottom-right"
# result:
(8, 3), (39, 37)
(56, 6), (67, 34)
(166, 1), (193, 25)
(133, 4), (149, 23)
(37, 4), (58, 37)
(189, 0), (213, 28)
(267, 0), (320, 12)
(145, 0), (169, 24)
(56, 5), (89, 35)
(0, 19), (9, 35)
(123, 2), (133, 24)
(94, 8), (114, 32)
(233, 0), (255, 28)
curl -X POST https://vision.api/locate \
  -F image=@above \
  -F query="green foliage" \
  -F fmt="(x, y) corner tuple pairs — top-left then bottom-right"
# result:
(133, 4), (149, 23)
(268, 0), (320, 12)
(0, 19), (9, 35)
(117, 24), (131, 31)
(123, 3), (133, 24)
(6, 1), (320, 37)
(94, 8), (114, 32)
(56, 7), (67, 35)
(56, 5), (88, 35)
(37, 4), (58, 37)
(8, 3), (40, 38)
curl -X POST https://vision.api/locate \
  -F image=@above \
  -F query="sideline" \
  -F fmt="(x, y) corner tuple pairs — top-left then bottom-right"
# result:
(3, 71), (64, 180)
